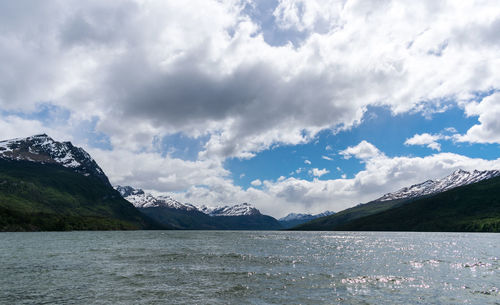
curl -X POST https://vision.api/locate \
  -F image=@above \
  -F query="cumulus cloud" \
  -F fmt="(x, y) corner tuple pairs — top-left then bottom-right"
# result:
(339, 140), (382, 160)
(1, 0), (499, 158)
(457, 92), (500, 144)
(405, 133), (443, 151)
(309, 168), (330, 177)
(108, 139), (500, 218)
(304, 159), (312, 165)
(221, 141), (500, 216)
(1, 1), (500, 217)
(322, 155), (333, 160)
(251, 179), (263, 186)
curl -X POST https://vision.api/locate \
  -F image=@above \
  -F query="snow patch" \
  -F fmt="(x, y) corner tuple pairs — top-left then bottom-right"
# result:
(376, 169), (500, 201)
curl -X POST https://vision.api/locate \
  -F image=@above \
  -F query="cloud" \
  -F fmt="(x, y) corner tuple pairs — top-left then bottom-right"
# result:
(339, 140), (382, 160)
(89, 147), (230, 193)
(304, 159), (312, 165)
(241, 141), (500, 216)
(0, 0), (499, 159)
(404, 133), (443, 151)
(457, 92), (500, 144)
(1, 1), (500, 218)
(250, 179), (262, 186)
(322, 155), (333, 160)
(127, 139), (500, 218)
(309, 168), (330, 177)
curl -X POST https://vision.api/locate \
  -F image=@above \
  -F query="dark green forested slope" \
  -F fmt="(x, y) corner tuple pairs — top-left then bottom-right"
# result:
(0, 159), (167, 231)
(292, 198), (407, 231)
(297, 176), (500, 232)
(140, 207), (283, 230)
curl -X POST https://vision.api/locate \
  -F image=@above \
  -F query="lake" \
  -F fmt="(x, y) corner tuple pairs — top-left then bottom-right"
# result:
(0, 231), (498, 304)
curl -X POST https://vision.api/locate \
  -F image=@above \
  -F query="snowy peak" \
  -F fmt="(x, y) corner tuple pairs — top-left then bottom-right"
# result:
(0, 134), (110, 185)
(376, 169), (500, 202)
(115, 186), (262, 216)
(115, 185), (198, 211)
(199, 203), (261, 216)
(279, 211), (335, 222)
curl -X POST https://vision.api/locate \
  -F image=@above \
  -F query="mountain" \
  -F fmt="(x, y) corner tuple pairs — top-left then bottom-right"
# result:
(292, 198), (406, 231)
(0, 134), (111, 186)
(115, 185), (282, 230)
(333, 175), (500, 232)
(199, 203), (260, 216)
(375, 169), (500, 202)
(294, 169), (500, 232)
(279, 211), (335, 229)
(115, 185), (198, 211)
(0, 135), (166, 231)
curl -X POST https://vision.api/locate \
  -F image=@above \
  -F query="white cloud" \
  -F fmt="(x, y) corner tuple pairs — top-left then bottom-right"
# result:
(339, 140), (382, 160)
(0, 0), (498, 159)
(240, 141), (500, 217)
(457, 92), (500, 144)
(322, 155), (333, 160)
(89, 148), (230, 193)
(250, 179), (262, 186)
(1, 1), (500, 218)
(304, 159), (312, 165)
(309, 168), (330, 177)
(404, 133), (443, 151)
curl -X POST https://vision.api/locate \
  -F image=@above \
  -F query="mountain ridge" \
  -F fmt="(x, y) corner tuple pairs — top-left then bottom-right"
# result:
(0, 135), (165, 231)
(115, 185), (262, 217)
(279, 211), (335, 229)
(376, 169), (500, 202)
(294, 168), (500, 232)
(0, 134), (110, 186)
(115, 185), (282, 230)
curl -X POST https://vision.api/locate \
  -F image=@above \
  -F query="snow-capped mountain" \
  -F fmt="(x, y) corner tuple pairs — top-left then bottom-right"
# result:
(115, 185), (198, 211)
(278, 211), (336, 229)
(199, 203), (261, 216)
(115, 185), (261, 216)
(279, 211), (335, 222)
(376, 169), (500, 202)
(0, 134), (110, 185)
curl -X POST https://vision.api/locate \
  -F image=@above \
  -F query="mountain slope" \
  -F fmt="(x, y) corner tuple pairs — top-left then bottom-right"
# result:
(292, 199), (406, 230)
(0, 136), (166, 231)
(375, 169), (500, 202)
(199, 203), (261, 216)
(279, 211), (335, 229)
(335, 175), (500, 232)
(0, 134), (111, 186)
(294, 169), (500, 231)
(116, 185), (283, 230)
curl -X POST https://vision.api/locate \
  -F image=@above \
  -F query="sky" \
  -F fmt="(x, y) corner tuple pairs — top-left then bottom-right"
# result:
(1, 0), (500, 217)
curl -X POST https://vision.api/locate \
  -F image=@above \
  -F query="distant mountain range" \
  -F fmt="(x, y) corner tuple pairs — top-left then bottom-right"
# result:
(1, 134), (499, 232)
(294, 169), (500, 232)
(278, 211), (335, 229)
(115, 185), (261, 216)
(115, 185), (282, 230)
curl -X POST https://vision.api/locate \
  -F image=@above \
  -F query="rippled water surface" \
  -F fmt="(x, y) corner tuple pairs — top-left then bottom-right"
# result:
(0, 231), (498, 304)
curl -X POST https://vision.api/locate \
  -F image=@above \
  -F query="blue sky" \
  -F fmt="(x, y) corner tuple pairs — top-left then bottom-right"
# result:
(0, 0), (499, 216)
(227, 100), (500, 189)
